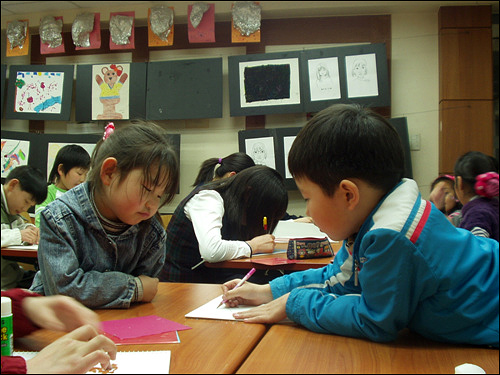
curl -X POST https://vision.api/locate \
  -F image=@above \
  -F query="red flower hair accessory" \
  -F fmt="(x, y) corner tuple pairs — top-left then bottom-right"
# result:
(474, 172), (499, 198)
(103, 122), (115, 140)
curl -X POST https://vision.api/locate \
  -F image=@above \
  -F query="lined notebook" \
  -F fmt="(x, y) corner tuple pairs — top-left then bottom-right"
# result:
(14, 350), (171, 374)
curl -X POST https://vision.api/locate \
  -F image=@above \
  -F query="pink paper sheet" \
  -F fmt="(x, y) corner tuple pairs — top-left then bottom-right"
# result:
(101, 315), (191, 339)
(103, 330), (180, 345)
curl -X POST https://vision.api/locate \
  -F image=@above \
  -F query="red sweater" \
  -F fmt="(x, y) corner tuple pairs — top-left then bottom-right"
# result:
(1, 289), (42, 374)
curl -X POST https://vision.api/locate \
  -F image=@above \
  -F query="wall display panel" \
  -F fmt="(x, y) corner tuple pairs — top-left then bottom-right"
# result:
(301, 43), (390, 112)
(146, 58), (223, 120)
(388, 117), (413, 179)
(1, 65), (6, 118)
(229, 51), (303, 116)
(5, 65), (74, 121)
(75, 63), (146, 122)
(238, 127), (302, 190)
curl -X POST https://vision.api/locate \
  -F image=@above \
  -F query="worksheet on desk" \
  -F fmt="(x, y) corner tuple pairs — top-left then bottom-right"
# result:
(14, 350), (171, 374)
(3, 244), (38, 250)
(185, 295), (254, 321)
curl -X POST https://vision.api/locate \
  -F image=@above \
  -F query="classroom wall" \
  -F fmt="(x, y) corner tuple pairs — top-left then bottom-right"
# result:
(1, 3), (442, 215)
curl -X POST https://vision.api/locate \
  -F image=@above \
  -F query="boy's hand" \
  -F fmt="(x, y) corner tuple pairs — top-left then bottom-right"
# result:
(233, 293), (289, 323)
(221, 280), (274, 307)
(20, 226), (40, 244)
(247, 234), (276, 254)
(138, 275), (159, 302)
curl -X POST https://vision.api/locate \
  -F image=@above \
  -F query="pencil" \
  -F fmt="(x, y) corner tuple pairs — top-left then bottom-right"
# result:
(263, 216), (268, 232)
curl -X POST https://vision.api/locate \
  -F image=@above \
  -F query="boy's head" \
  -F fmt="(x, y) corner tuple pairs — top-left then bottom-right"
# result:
(3, 165), (47, 215)
(288, 104), (405, 241)
(429, 175), (455, 212)
(48, 144), (91, 190)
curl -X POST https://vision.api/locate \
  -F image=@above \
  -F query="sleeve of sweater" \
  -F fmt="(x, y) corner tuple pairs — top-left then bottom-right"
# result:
(1, 288), (42, 337)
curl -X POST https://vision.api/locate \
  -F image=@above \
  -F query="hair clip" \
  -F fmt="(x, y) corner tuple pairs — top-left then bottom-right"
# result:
(103, 122), (115, 140)
(474, 172), (499, 198)
(218, 158), (222, 164)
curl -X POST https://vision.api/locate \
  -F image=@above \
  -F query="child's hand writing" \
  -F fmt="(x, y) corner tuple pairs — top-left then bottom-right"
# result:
(247, 234), (276, 254)
(20, 226), (40, 244)
(232, 293), (290, 324)
(221, 280), (274, 308)
(22, 294), (101, 332)
(139, 275), (159, 302)
(26, 324), (117, 374)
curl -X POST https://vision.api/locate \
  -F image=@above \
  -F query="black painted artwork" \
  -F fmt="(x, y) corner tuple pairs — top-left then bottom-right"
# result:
(244, 64), (290, 102)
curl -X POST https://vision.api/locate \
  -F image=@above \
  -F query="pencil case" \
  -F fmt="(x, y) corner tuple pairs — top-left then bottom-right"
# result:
(286, 237), (334, 260)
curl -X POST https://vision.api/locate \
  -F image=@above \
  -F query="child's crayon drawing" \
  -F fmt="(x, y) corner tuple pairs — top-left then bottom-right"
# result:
(1, 139), (30, 178)
(14, 71), (64, 114)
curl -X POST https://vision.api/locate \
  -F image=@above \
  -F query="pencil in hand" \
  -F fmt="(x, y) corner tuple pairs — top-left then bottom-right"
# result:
(217, 268), (256, 308)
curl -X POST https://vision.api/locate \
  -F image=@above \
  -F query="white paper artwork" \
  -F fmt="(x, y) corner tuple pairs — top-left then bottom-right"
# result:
(345, 53), (379, 98)
(308, 57), (341, 101)
(245, 136), (275, 169)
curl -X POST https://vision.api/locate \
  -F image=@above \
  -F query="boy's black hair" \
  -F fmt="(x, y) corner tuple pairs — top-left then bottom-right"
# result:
(5, 165), (48, 204)
(48, 144), (91, 184)
(202, 165), (288, 241)
(288, 103), (405, 196)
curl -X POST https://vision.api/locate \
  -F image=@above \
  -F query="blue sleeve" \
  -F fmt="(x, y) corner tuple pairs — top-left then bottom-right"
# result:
(132, 217), (166, 278)
(36, 211), (136, 309)
(277, 231), (423, 342)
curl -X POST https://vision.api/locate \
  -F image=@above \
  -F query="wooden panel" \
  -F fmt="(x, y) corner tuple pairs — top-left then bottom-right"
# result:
(439, 5), (492, 29)
(439, 100), (494, 174)
(439, 28), (493, 101)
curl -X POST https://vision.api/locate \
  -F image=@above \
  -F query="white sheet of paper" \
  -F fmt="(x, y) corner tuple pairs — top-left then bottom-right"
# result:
(14, 350), (171, 374)
(185, 295), (256, 321)
(4, 244), (38, 250)
(272, 220), (333, 242)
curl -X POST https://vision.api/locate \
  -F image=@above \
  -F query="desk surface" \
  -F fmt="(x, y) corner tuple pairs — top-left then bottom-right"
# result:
(1, 245), (38, 258)
(15, 283), (267, 374)
(237, 324), (499, 374)
(206, 241), (341, 271)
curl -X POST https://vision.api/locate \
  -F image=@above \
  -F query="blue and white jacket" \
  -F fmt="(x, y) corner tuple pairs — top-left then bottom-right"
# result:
(270, 179), (499, 347)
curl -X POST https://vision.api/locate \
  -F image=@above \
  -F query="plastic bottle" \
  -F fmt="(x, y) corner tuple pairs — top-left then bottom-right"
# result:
(1, 296), (14, 356)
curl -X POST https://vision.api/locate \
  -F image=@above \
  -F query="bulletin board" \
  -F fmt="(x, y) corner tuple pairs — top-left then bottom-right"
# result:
(238, 127), (302, 190)
(146, 58), (223, 120)
(388, 117), (413, 179)
(301, 43), (390, 112)
(75, 63), (147, 122)
(5, 65), (74, 121)
(229, 51), (303, 116)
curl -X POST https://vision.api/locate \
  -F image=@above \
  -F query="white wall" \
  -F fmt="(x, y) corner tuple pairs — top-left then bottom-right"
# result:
(1, 5), (441, 214)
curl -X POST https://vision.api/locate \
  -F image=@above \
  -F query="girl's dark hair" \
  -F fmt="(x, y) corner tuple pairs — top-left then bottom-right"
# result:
(454, 151), (499, 192)
(87, 121), (180, 206)
(288, 103), (405, 196)
(201, 165), (288, 240)
(48, 144), (91, 184)
(6, 165), (47, 204)
(192, 152), (255, 187)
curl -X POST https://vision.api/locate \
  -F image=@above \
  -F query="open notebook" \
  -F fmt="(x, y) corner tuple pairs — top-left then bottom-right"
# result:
(13, 350), (171, 374)
(272, 220), (334, 244)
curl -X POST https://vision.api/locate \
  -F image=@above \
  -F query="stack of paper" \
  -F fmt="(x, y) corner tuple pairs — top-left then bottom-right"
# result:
(272, 220), (334, 243)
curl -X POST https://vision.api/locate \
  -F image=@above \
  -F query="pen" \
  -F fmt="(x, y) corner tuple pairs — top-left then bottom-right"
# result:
(217, 267), (256, 308)
(263, 216), (268, 232)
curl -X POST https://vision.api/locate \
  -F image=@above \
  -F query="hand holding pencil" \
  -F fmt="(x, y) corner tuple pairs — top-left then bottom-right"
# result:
(220, 273), (275, 309)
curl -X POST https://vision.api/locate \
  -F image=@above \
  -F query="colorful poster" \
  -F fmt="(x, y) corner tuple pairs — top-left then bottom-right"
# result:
(92, 63), (130, 120)
(1, 139), (30, 178)
(14, 71), (64, 114)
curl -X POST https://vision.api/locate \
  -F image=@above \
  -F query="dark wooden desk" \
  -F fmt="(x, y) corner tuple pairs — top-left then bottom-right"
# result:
(206, 241), (342, 271)
(14, 283), (267, 374)
(237, 324), (499, 374)
(1, 246), (38, 258)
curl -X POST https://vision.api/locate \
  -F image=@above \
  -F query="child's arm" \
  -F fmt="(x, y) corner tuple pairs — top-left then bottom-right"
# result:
(1, 215), (29, 246)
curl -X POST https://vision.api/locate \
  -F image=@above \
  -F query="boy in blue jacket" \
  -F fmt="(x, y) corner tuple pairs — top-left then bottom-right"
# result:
(222, 104), (499, 347)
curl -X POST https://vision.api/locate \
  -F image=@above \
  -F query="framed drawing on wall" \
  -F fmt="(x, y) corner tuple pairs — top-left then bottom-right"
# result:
(301, 43), (390, 113)
(5, 65), (74, 121)
(229, 51), (303, 116)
